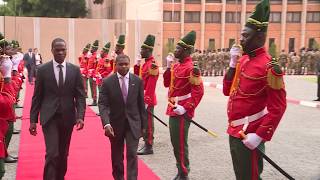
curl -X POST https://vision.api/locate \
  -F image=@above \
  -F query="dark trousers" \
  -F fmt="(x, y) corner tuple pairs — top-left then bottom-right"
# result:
(317, 75), (320, 98)
(109, 120), (139, 180)
(229, 136), (264, 180)
(26, 64), (35, 83)
(42, 114), (73, 180)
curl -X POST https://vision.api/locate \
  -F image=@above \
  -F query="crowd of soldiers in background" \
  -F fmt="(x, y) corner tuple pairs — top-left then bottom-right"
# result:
(278, 48), (320, 75)
(191, 48), (231, 76)
(191, 47), (320, 76)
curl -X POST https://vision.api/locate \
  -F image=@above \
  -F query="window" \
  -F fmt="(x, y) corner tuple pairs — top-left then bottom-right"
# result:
(163, 11), (180, 22)
(226, 0), (242, 3)
(287, 0), (302, 4)
(205, 12), (221, 23)
(226, 12), (240, 23)
(185, 11), (201, 23)
(185, 0), (201, 3)
(270, 12), (281, 23)
(289, 38), (295, 52)
(307, 12), (320, 23)
(208, 39), (215, 50)
(164, 0), (181, 2)
(269, 38), (275, 48)
(308, 38), (317, 49)
(287, 12), (301, 23)
(206, 0), (221, 3)
(229, 39), (235, 48)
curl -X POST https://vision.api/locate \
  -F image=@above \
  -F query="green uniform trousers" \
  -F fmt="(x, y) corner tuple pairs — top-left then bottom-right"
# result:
(143, 106), (154, 145)
(89, 77), (97, 101)
(169, 116), (191, 176)
(229, 135), (265, 180)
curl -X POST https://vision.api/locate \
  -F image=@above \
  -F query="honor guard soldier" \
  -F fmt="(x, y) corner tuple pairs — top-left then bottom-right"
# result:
(134, 35), (159, 155)
(223, 0), (287, 179)
(88, 40), (99, 106)
(163, 31), (204, 180)
(79, 43), (91, 97)
(95, 42), (113, 88)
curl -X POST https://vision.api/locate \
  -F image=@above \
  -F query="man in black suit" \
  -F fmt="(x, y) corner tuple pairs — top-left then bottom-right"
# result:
(29, 38), (86, 180)
(98, 54), (147, 180)
(23, 48), (36, 84)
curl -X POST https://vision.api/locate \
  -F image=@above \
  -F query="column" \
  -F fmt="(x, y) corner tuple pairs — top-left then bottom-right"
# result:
(240, 0), (247, 30)
(221, 0), (226, 49)
(33, 17), (40, 51)
(200, 0), (205, 50)
(181, 0), (185, 38)
(68, 19), (75, 64)
(280, 0), (287, 51)
(300, 0), (307, 49)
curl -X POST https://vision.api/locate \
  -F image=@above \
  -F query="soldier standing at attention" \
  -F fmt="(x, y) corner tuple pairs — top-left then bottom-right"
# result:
(163, 31), (204, 180)
(223, 0), (287, 179)
(278, 49), (288, 73)
(78, 43), (91, 97)
(87, 40), (99, 106)
(134, 35), (159, 155)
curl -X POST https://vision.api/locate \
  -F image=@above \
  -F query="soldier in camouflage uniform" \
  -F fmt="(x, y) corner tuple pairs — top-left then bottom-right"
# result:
(223, 48), (231, 73)
(300, 48), (307, 75)
(306, 48), (316, 74)
(214, 49), (224, 76)
(206, 50), (214, 76)
(278, 49), (288, 73)
(291, 52), (301, 75)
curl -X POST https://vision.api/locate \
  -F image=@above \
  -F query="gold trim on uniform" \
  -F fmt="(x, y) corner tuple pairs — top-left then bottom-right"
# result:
(267, 70), (284, 90)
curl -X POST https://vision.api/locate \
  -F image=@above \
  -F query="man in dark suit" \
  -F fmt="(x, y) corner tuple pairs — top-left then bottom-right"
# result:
(98, 54), (147, 180)
(23, 48), (36, 84)
(29, 38), (86, 180)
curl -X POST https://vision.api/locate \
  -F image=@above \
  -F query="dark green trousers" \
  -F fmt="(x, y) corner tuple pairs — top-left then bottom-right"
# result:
(0, 159), (4, 179)
(143, 106), (154, 145)
(169, 116), (191, 176)
(229, 135), (265, 180)
(89, 78), (97, 101)
(5, 122), (13, 148)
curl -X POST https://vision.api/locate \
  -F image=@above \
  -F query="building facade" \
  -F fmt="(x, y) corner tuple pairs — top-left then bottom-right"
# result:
(163, 0), (320, 54)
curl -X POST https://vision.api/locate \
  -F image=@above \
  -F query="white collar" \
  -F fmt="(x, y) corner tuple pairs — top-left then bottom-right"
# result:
(53, 59), (66, 67)
(117, 72), (129, 79)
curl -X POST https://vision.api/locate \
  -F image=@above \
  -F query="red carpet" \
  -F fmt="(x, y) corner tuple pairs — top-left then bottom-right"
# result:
(16, 83), (160, 180)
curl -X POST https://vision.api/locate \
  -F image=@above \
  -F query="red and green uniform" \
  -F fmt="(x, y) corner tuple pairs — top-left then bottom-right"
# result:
(87, 52), (98, 101)
(223, 47), (287, 180)
(95, 55), (114, 87)
(163, 56), (204, 176)
(134, 56), (159, 146)
(79, 52), (89, 96)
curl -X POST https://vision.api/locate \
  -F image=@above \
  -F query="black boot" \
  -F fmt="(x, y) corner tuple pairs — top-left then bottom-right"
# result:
(89, 100), (97, 106)
(178, 175), (189, 180)
(137, 144), (153, 155)
(172, 173), (180, 180)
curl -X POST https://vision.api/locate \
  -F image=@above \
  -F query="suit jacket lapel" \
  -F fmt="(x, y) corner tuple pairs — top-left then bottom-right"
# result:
(112, 74), (124, 104)
(65, 63), (71, 88)
(127, 73), (135, 102)
(49, 60), (59, 89)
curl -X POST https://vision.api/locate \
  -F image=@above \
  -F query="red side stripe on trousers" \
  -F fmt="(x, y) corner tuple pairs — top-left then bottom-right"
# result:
(179, 116), (188, 175)
(147, 106), (152, 145)
(251, 149), (259, 180)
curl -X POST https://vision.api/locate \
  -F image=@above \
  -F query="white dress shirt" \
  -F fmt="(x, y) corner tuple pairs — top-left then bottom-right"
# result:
(53, 60), (66, 86)
(117, 71), (129, 93)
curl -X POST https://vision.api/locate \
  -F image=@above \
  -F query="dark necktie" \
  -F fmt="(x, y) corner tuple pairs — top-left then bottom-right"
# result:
(120, 76), (127, 103)
(58, 64), (63, 88)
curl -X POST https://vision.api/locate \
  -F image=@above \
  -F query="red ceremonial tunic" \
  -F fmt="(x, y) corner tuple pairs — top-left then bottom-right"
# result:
(163, 56), (204, 118)
(223, 47), (287, 141)
(134, 56), (159, 106)
(87, 52), (97, 78)
(95, 55), (114, 86)
(79, 52), (89, 77)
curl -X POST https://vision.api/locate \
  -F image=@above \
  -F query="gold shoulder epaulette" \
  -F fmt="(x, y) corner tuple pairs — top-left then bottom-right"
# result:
(148, 62), (159, 76)
(189, 66), (202, 86)
(267, 58), (284, 90)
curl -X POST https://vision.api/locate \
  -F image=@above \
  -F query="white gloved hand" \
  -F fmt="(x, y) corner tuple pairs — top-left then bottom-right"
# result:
(0, 57), (13, 78)
(173, 105), (186, 115)
(11, 54), (22, 71)
(242, 133), (263, 150)
(145, 103), (148, 109)
(166, 54), (174, 68)
(229, 45), (242, 68)
(136, 55), (142, 66)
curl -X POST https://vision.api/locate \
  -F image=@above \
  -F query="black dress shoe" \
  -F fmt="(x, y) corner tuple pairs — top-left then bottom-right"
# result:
(313, 98), (320, 101)
(137, 145), (153, 155)
(15, 105), (23, 109)
(179, 175), (189, 180)
(96, 113), (100, 116)
(9, 155), (18, 160)
(88, 101), (97, 106)
(13, 129), (21, 134)
(5, 156), (17, 163)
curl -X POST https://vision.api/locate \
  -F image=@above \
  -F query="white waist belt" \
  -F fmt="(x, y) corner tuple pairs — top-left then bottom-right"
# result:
(176, 93), (191, 102)
(230, 108), (268, 131)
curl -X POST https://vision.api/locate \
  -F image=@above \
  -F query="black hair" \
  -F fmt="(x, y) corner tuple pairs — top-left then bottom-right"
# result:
(51, 38), (66, 49)
(116, 54), (130, 63)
